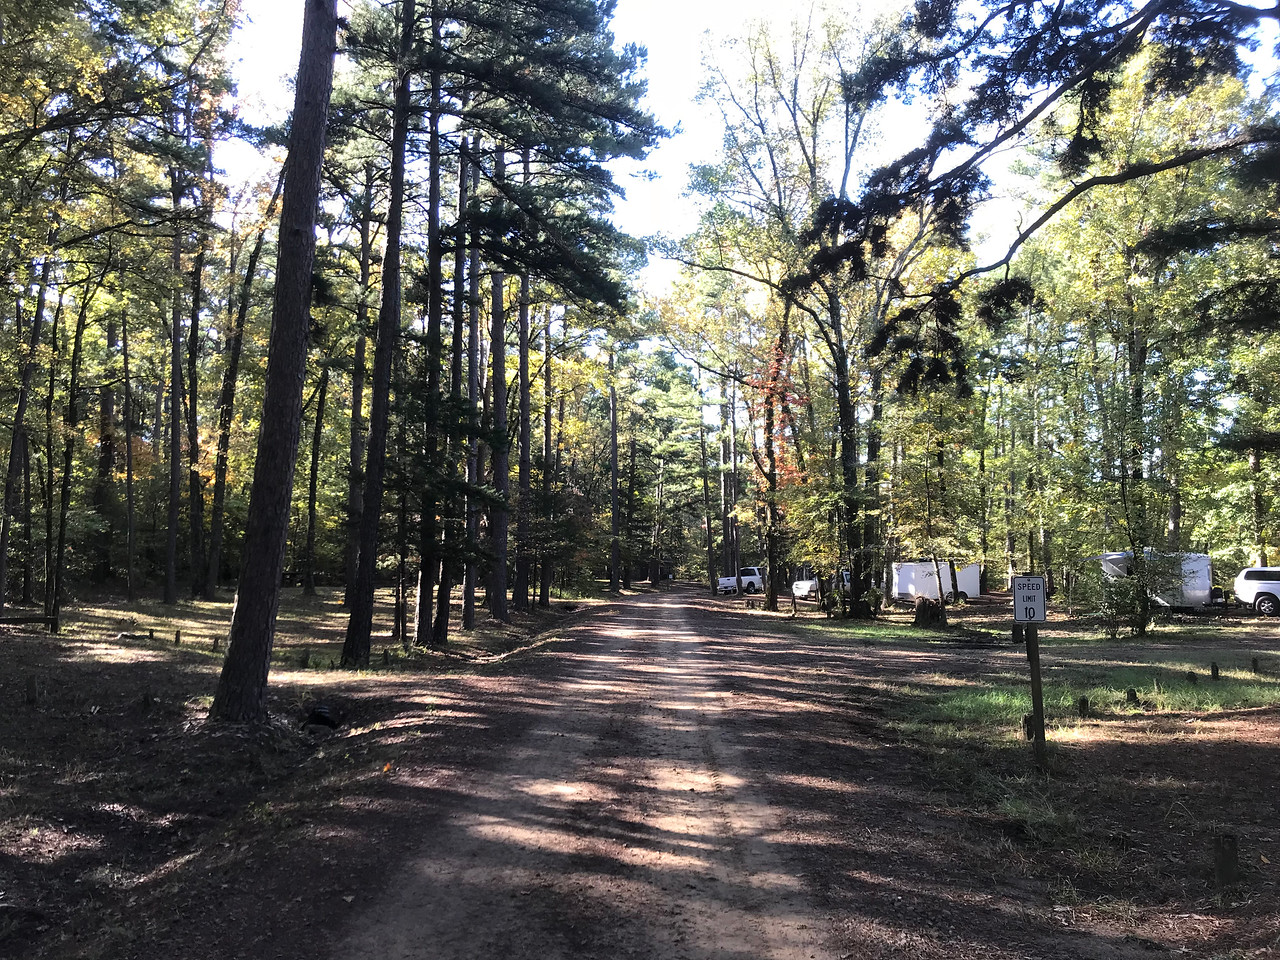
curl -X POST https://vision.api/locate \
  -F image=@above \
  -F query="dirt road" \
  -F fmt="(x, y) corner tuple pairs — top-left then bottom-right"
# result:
(334, 587), (830, 960)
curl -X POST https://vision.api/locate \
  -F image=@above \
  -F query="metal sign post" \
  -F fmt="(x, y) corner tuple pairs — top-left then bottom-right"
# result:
(1012, 575), (1048, 769)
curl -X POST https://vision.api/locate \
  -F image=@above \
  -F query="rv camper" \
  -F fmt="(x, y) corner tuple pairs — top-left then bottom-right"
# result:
(1095, 551), (1212, 609)
(891, 561), (981, 603)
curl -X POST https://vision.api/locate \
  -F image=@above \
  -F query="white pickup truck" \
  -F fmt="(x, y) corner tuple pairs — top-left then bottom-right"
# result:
(717, 566), (764, 595)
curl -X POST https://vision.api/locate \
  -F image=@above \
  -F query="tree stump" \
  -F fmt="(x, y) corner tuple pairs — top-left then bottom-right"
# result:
(1214, 833), (1240, 890)
(300, 648), (311, 669)
(913, 596), (944, 626)
(1077, 695), (1089, 719)
(1125, 688), (1139, 706)
(1021, 713), (1034, 740)
(1185, 670), (1197, 684)
(382, 647), (391, 666)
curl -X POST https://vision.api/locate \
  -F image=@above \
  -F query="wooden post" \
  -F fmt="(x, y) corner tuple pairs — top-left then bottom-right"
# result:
(1211, 661), (1219, 681)
(174, 629), (181, 646)
(1026, 624), (1047, 769)
(1126, 687), (1139, 706)
(1252, 657), (1260, 674)
(1077, 695), (1089, 719)
(1214, 833), (1240, 889)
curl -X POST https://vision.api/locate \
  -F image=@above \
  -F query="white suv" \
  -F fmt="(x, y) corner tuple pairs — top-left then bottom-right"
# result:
(1233, 567), (1280, 616)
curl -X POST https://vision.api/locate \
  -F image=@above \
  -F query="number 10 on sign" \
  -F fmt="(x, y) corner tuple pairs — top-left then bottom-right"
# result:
(1013, 576), (1046, 623)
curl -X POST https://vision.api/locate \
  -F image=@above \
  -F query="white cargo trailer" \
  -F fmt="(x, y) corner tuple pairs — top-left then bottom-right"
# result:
(891, 561), (981, 602)
(1095, 550), (1212, 609)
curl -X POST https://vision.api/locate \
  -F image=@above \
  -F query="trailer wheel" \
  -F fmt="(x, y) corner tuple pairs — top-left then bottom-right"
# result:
(957, 591), (969, 603)
(1256, 593), (1279, 617)
(944, 591), (955, 604)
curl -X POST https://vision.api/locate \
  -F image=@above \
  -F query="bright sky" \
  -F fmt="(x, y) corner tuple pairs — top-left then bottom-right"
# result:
(224, 0), (907, 289)
(223, 2), (1279, 292)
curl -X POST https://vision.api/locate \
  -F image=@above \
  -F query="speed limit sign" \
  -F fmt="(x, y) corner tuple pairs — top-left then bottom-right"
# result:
(1013, 576), (1046, 622)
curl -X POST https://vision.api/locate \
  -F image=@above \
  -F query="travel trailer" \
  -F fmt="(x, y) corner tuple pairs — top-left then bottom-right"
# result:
(890, 561), (981, 603)
(1094, 551), (1212, 609)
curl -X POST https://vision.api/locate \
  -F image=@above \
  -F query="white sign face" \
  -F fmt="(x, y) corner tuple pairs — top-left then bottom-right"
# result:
(1013, 576), (1047, 622)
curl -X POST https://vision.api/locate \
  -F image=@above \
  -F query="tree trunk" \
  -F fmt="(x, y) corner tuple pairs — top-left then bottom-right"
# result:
(342, 0), (412, 667)
(302, 367), (328, 596)
(700, 409), (715, 596)
(433, 133), (471, 646)
(53, 269), (107, 624)
(0, 258), (53, 613)
(43, 291), (65, 616)
(92, 316), (118, 583)
(512, 269), (532, 611)
(623, 436), (637, 589)
(186, 240), (207, 596)
(165, 173), (185, 605)
(462, 148), (482, 630)
(488, 148), (511, 622)
(414, 13), (445, 646)
(211, 0), (338, 722)
(538, 310), (554, 608)
(122, 310), (137, 601)
(609, 349), (620, 592)
(1251, 447), (1268, 566)
(206, 173), (283, 599)
(344, 163), (374, 607)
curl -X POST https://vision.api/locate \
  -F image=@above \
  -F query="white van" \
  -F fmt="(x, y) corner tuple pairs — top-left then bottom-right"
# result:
(1233, 567), (1280, 616)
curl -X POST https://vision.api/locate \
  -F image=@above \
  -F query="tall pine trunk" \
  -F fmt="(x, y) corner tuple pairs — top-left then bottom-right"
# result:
(122, 310), (137, 601)
(488, 148), (511, 622)
(92, 317), (118, 583)
(538, 311), (554, 607)
(344, 163), (374, 607)
(433, 134), (471, 646)
(343, 0), (413, 666)
(206, 176), (283, 598)
(0, 257), (53, 613)
(165, 172), (185, 605)
(512, 272), (532, 610)
(462, 150), (482, 629)
(53, 268), (107, 624)
(414, 11), (445, 645)
(302, 367), (329, 596)
(608, 349), (620, 592)
(211, 0), (338, 721)
(186, 242), (207, 596)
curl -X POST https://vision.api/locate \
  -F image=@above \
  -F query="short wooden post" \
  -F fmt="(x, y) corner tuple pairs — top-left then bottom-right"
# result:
(1126, 687), (1139, 706)
(1214, 833), (1240, 890)
(1253, 657), (1260, 674)
(382, 647), (390, 666)
(1026, 624), (1047, 769)
(212, 635), (220, 652)
(1012, 623), (1025, 646)
(1211, 662), (1220, 681)
(1077, 695), (1089, 719)
(301, 648), (311, 669)
(174, 629), (181, 646)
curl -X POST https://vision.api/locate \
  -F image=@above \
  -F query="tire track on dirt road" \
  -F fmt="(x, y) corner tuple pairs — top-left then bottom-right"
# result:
(332, 588), (831, 960)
